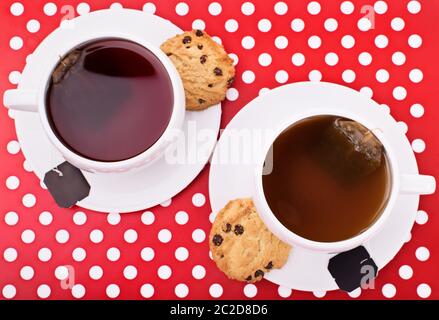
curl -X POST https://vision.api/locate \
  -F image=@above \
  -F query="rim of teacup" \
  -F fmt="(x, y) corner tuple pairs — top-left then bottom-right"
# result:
(253, 108), (400, 253)
(34, 31), (185, 172)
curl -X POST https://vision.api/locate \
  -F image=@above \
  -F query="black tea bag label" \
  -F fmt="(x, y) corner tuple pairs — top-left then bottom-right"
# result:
(43, 162), (91, 208)
(328, 246), (378, 292)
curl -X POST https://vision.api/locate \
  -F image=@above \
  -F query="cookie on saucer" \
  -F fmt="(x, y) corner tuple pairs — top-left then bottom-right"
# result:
(209, 198), (291, 283)
(160, 29), (235, 111)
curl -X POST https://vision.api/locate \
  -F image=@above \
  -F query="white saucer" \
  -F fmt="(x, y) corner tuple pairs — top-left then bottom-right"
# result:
(209, 82), (420, 292)
(12, 9), (221, 213)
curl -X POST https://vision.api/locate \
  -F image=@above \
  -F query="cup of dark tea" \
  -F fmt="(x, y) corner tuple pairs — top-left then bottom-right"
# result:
(253, 109), (436, 253)
(3, 32), (185, 173)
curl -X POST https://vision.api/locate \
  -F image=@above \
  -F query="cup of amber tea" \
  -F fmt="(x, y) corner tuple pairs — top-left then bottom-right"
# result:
(253, 108), (435, 253)
(3, 30), (185, 173)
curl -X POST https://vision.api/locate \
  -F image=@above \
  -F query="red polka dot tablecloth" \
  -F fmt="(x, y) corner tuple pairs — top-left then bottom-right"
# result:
(0, 0), (438, 300)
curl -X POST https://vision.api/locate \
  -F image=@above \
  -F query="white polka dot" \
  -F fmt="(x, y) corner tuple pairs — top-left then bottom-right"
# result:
(393, 86), (407, 100)
(408, 34), (422, 48)
(375, 35), (389, 48)
(358, 18), (372, 31)
(399, 265), (413, 280)
(242, 70), (256, 84)
(175, 283), (189, 298)
(376, 69), (390, 83)
(209, 212), (217, 223)
(76, 3), (90, 15)
(342, 70), (356, 83)
(160, 198), (172, 207)
(141, 211), (155, 225)
(158, 265), (172, 279)
(175, 2), (189, 16)
(229, 53), (239, 66)
(89, 265), (103, 280)
(405, 232), (412, 243)
(40, 180), (47, 190)
(90, 229), (104, 243)
(308, 36), (321, 49)
(226, 88), (239, 101)
(341, 35), (355, 48)
(4, 211), (19, 226)
(55, 229), (69, 244)
(22, 193), (36, 208)
(416, 210), (428, 224)
(3, 248), (17, 262)
(415, 246), (429, 261)
(123, 265), (137, 280)
(208, 2), (222, 16)
(309, 70), (322, 82)
(360, 87), (374, 98)
(192, 193), (206, 207)
(307, 1), (321, 15)
(381, 104), (391, 113)
(291, 53), (305, 66)
(38, 211), (52, 226)
(20, 266), (34, 280)
(54, 265), (69, 280)
(274, 36), (288, 49)
(212, 35), (222, 44)
(141, 247), (155, 261)
(71, 284), (85, 299)
(275, 70), (289, 83)
(10, 36), (23, 50)
(10, 2), (24, 16)
(259, 88), (270, 96)
(209, 284), (223, 298)
(348, 287), (362, 298)
(382, 283), (396, 298)
(417, 284), (431, 299)
(141, 284), (154, 298)
(21, 229), (35, 244)
(324, 18), (338, 32)
(6, 176), (20, 190)
(392, 51), (406, 65)
(192, 265), (206, 279)
(9, 71), (21, 85)
(278, 286), (292, 298)
(107, 212), (121, 225)
(158, 229), (172, 243)
(26, 19), (40, 33)
(192, 229), (206, 243)
(106, 284), (120, 299)
(174, 211), (188, 225)
(407, 1), (421, 14)
(391, 17), (405, 31)
(209, 251), (213, 260)
(23, 160), (32, 172)
(340, 1), (354, 14)
(73, 211), (87, 225)
(37, 284), (51, 299)
(409, 69), (423, 83)
(224, 19), (239, 33)
(175, 247), (189, 261)
(397, 121), (408, 134)
(313, 290), (326, 298)
(107, 247), (120, 261)
(274, 2), (288, 15)
(291, 18), (305, 32)
(258, 53), (272, 67)
(374, 1), (388, 14)
(241, 36), (255, 49)
(244, 284), (257, 298)
(2, 285), (16, 299)
(72, 247), (86, 262)
(241, 2), (255, 15)
(142, 2), (156, 14)
(410, 104), (424, 118)
(258, 19), (272, 32)
(110, 2), (123, 10)
(325, 52), (338, 66)
(7, 140), (20, 154)
(124, 229), (138, 243)
(192, 19), (205, 30)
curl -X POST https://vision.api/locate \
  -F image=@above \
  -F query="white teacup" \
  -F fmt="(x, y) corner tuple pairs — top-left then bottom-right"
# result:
(253, 109), (436, 253)
(3, 32), (185, 173)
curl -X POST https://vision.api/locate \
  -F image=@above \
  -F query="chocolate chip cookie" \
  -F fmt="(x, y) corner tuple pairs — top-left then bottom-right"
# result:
(160, 30), (235, 111)
(209, 198), (291, 283)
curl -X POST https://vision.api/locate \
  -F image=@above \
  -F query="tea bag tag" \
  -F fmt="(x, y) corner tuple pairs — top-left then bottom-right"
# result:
(328, 246), (378, 292)
(43, 161), (91, 208)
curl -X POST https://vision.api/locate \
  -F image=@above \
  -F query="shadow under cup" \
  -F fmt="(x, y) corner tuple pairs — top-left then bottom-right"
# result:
(261, 115), (392, 243)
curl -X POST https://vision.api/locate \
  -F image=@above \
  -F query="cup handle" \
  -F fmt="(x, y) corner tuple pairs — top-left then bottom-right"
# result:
(3, 89), (38, 112)
(400, 174), (436, 195)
